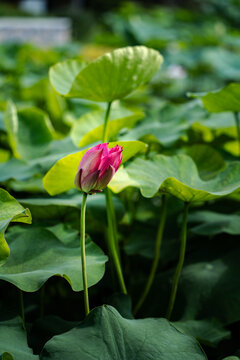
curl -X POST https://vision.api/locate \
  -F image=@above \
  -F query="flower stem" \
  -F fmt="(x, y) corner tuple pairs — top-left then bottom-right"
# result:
(102, 100), (127, 294)
(107, 187), (120, 255)
(105, 188), (127, 294)
(134, 195), (167, 315)
(234, 112), (240, 157)
(80, 192), (90, 316)
(166, 202), (190, 320)
(103, 101), (112, 143)
(19, 290), (26, 330)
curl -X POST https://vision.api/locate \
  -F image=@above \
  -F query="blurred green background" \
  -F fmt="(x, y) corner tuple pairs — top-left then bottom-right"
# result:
(1, 1), (240, 359)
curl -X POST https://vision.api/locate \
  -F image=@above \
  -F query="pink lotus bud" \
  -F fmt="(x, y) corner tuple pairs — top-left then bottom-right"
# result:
(75, 143), (123, 194)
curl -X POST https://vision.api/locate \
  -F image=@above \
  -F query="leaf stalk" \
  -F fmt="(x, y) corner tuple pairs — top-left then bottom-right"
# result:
(134, 195), (167, 314)
(103, 101), (127, 294)
(166, 202), (190, 320)
(80, 192), (90, 316)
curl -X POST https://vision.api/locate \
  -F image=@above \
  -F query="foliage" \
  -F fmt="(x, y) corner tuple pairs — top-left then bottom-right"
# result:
(1, 2), (240, 359)
(41, 305), (207, 360)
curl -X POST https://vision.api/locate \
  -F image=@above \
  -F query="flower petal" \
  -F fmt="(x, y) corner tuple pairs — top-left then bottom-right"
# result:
(109, 145), (121, 154)
(97, 143), (109, 156)
(79, 148), (103, 174)
(110, 148), (123, 171)
(99, 149), (122, 176)
(81, 170), (100, 193)
(74, 168), (82, 189)
(95, 165), (115, 190)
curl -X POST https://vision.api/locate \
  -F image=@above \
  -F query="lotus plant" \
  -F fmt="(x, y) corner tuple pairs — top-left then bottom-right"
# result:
(76, 143), (123, 315)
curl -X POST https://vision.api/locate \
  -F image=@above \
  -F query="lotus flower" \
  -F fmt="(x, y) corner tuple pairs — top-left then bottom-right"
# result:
(75, 143), (123, 194)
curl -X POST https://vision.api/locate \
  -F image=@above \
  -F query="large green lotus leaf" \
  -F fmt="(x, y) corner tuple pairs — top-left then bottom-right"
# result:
(184, 145), (226, 180)
(28, 137), (79, 173)
(50, 46), (163, 102)
(46, 224), (79, 245)
(71, 108), (144, 147)
(0, 158), (40, 182)
(43, 141), (147, 196)
(18, 192), (123, 217)
(173, 319), (230, 347)
(196, 83), (240, 113)
(18, 192), (124, 227)
(41, 305), (206, 360)
(8, 177), (44, 194)
(120, 117), (187, 147)
(17, 192), (106, 209)
(21, 77), (67, 131)
(109, 154), (240, 202)
(49, 59), (86, 96)
(189, 211), (240, 236)
(80, 113), (144, 147)
(222, 357), (240, 360)
(178, 247), (240, 325)
(4, 102), (53, 160)
(120, 100), (206, 147)
(46, 82), (67, 125)
(0, 189), (31, 266)
(0, 226), (107, 292)
(0, 317), (38, 360)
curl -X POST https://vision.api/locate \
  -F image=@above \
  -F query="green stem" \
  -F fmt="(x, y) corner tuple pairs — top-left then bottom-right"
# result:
(102, 100), (127, 293)
(134, 195), (167, 315)
(234, 112), (240, 157)
(166, 202), (190, 320)
(19, 290), (26, 330)
(103, 101), (112, 143)
(105, 188), (127, 294)
(81, 192), (90, 316)
(107, 187), (120, 255)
